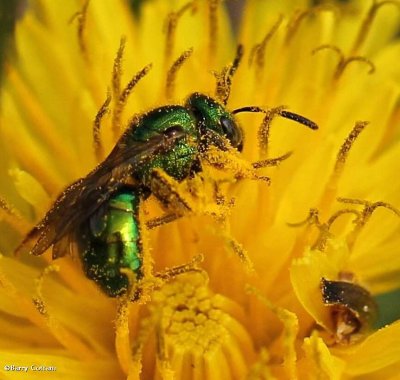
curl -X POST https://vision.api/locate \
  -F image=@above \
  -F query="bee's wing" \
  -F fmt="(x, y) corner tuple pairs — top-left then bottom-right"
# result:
(17, 130), (186, 257)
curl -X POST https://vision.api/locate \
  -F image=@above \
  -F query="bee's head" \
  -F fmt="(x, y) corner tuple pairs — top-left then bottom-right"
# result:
(187, 93), (243, 152)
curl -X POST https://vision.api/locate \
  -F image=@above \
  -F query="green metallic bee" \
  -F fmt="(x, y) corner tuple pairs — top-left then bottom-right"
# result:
(19, 92), (317, 298)
(18, 93), (247, 297)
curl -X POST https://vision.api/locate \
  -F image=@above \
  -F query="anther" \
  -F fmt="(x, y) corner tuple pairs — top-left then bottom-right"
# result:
(165, 48), (193, 101)
(214, 44), (244, 105)
(0, 197), (30, 236)
(93, 89), (111, 162)
(69, 0), (90, 57)
(249, 15), (283, 70)
(163, 1), (196, 65)
(334, 57), (375, 80)
(285, 5), (337, 45)
(352, 0), (400, 54)
(154, 254), (204, 280)
(112, 63), (153, 136)
(311, 44), (375, 80)
(252, 151), (293, 169)
(112, 37), (126, 99)
(287, 208), (321, 228)
(208, 0), (220, 61)
(334, 121), (368, 174)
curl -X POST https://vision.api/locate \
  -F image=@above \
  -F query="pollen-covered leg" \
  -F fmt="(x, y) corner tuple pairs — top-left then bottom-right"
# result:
(147, 168), (194, 216)
(147, 167), (231, 220)
(147, 168), (255, 270)
(203, 145), (271, 184)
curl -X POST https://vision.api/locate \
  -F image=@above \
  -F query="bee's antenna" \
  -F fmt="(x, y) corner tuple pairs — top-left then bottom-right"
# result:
(279, 110), (318, 130)
(232, 106), (318, 130)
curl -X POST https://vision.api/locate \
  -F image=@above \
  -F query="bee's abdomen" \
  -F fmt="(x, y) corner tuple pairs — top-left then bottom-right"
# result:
(79, 190), (142, 297)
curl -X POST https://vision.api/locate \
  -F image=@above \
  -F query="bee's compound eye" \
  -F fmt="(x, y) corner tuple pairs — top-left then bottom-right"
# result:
(220, 116), (242, 151)
(163, 125), (184, 138)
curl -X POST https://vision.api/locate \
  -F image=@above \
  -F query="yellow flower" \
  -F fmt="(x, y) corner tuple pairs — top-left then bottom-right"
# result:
(1, 0), (400, 379)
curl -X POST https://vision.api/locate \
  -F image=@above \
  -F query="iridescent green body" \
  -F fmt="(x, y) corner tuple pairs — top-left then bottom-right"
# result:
(80, 190), (141, 297)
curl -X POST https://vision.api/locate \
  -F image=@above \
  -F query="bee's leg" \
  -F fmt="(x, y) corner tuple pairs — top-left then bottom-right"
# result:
(147, 168), (229, 221)
(147, 169), (256, 271)
(204, 146), (271, 185)
(147, 168), (194, 216)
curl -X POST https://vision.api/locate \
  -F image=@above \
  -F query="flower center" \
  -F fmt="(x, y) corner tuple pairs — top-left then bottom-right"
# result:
(143, 273), (254, 378)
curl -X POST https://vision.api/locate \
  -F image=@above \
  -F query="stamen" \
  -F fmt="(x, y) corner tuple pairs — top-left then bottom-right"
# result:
(115, 299), (133, 375)
(224, 44), (243, 101)
(313, 209), (361, 251)
(249, 15), (283, 70)
(164, 1), (196, 65)
(334, 121), (368, 174)
(34, 265), (95, 359)
(326, 209), (361, 228)
(351, 0), (400, 54)
(240, 106), (278, 156)
(287, 208), (321, 227)
(0, 255), (45, 325)
(208, 0), (219, 62)
(165, 48), (193, 101)
(0, 196), (30, 235)
(246, 285), (299, 379)
(130, 311), (154, 378)
(112, 63), (152, 137)
(312, 44), (375, 80)
(285, 5), (336, 45)
(252, 151), (293, 169)
(288, 207), (361, 251)
(316, 121), (367, 215)
(287, 8), (314, 45)
(69, 0), (90, 57)
(154, 254), (204, 280)
(228, 237), (254, 272)
(146, 213), (180, 230)
(312, 44), (345, 63)
(93, 89), (111, 162)
(112, 37), (126, 100)
(337, 197), (400, 248)
(214, 45), (244, 105)
(334, 56), (375, 80)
